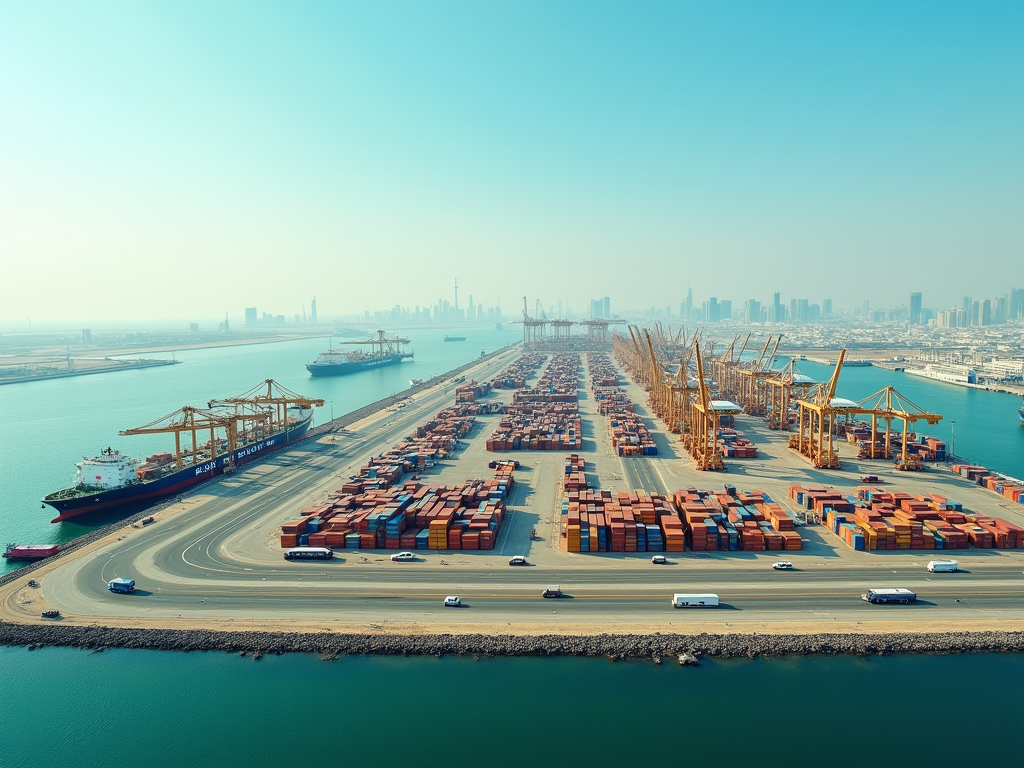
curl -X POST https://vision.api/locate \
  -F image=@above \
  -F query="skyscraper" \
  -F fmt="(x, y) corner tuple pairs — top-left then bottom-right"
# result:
(310, 296), (317, 324)
(245, 307), (257, 326)
(910, 292), (922, 324)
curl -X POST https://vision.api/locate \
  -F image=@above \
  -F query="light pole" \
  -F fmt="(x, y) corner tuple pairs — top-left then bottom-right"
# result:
(950, 420), (955, 460)
(330, 400), (335, 422)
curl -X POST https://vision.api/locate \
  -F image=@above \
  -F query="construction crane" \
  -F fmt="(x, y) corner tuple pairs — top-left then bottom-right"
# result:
(519, 296), (548, 345)
(855, 386), (942, 470)
(788, 350), (863, 469)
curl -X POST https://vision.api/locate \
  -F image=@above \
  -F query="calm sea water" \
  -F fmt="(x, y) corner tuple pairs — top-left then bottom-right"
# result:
(1, 647), (1022, 768)
(0, 326), (511, 568)
(3, 340), (1024, 768)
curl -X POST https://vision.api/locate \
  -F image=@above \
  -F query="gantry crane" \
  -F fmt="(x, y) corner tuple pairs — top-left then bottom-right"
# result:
(737, 335), (782, 416)
(788, 350), (863, 469)
(686, 342), (741, 471)
(341, 330), (412, 359)
(855, 386), (942, 470)
(119, 406), (260, 471)
(210, 379), (325, 436)
(520, 296), (548, 345)
(765, 358), (817, 430)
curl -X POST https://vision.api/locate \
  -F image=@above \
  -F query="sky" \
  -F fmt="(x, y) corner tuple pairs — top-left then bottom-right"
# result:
(1, 1), (1022, 324)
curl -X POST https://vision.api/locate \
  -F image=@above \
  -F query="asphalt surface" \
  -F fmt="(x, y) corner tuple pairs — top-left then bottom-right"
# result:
(18, 348), (1024, 629)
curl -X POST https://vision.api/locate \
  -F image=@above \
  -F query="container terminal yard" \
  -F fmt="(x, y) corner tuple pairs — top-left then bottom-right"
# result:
(3, 332), (1024, 639)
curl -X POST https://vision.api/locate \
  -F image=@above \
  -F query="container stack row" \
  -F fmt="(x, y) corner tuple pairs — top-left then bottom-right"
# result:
(490, 353), (547, 389)
(348, 403), (484, 492)
(674, 487), (801, 552)
(952, 463), (1024, 505)
(455, 380), (492, 403)
(587, 353), (657, 456)
(280, 465), (515, 551)
(586, 352), (620, 387)
(487, 355), (582, 451)
(790, 483), (1024, 551)
(717, 427), (757, 459)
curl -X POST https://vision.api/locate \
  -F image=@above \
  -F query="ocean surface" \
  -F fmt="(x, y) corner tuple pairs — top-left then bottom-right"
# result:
(0, 326), (512, 569)
(2, 647), (1022, 768)
(3, 340), (1024, 768)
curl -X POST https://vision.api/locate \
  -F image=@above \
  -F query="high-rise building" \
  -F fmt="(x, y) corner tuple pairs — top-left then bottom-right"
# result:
(962, 296), (973, 325)
(708, 297), (720, 323)
(245, 307), (257, 326)
(81, 328), (92, 344)
(602, 296), (610, 319)
(745, 299), (761, 323)
(822, 298), (832, 318)
(862, 299), (870, 319)
(979, 299), (992, 326)
(310, 297), (317, 324)
(910, 292), (922, 324)
(685, 287), (693, 321)
(719, 300), (732, 321)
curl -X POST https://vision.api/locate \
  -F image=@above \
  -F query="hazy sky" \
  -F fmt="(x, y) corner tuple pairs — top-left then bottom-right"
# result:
(1, 1), (1021, 323)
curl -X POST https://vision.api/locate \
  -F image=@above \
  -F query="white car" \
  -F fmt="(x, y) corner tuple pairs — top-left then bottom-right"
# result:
(390, 552), (416, 562)
(651, 555), (667, 565)
(772, 561), (794, 570)
(443, 596), (461, 607)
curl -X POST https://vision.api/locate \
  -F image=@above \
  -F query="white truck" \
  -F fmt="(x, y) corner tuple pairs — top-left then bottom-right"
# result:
(861, 588), (917, 604)
(671, 593), (719, 608)
(927, 560), (959, 573)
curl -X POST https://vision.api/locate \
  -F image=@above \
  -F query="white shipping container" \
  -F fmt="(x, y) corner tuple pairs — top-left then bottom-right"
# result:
(672, 593), (719, 608)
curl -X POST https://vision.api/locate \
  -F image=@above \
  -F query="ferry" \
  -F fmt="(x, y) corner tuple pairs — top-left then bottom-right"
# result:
(905, 363), (977, 385)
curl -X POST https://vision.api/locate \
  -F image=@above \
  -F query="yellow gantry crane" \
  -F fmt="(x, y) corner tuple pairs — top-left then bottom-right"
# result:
(210, 379), (325, 435)
(342, 330), (412, 358)
(788, 350), (863, 469)
(765, 357), (817, 430)
(119, 406), (261, 471)
(686, 342), (741, 471)
(855, 386), (942, 470)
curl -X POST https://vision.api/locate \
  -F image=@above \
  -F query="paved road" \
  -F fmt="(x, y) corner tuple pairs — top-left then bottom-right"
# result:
(19, 347), (1024, 629)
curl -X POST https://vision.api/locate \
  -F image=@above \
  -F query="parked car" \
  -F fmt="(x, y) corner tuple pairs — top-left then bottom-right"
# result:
(443, 596), (461, 607)
(861, 475), (882, 483)
(508, 556), (528, 566)
(772, 561), (794, 570)
(542, 585), (563, 598)
(651, 555), (667, 565)
(390, 552), (416, 562)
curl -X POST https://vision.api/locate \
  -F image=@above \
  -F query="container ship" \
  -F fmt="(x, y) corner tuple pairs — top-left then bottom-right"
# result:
(1019, 398), (1024, 424)
(444, 334), (466, 342)
(306, 331), (412, 377)
(42, 380), (323, 523)
(905, 363), (977, 385)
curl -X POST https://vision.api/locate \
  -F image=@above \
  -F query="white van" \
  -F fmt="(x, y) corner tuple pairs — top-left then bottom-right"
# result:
(671, 593), (719, 608)
(927, 560), (959, 573)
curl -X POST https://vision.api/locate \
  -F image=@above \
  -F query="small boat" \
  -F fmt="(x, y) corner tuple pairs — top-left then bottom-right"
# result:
(3, 543), (61, 561)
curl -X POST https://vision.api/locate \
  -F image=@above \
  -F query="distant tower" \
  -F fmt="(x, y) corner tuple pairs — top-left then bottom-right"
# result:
(910, 292), (922, 325)
(244, 307), (257, 326)
(454, 278), (459, 314)
(311, 296), (317, 324)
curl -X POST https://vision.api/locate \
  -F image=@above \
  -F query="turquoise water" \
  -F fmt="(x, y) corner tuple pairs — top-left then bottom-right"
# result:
(0, 327), (511, 569)
(2, 647), (1022, 768)
(798, 360), (1024, 476)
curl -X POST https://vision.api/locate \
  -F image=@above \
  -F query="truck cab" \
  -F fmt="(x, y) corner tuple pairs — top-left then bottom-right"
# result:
(108, 578), (136, 594)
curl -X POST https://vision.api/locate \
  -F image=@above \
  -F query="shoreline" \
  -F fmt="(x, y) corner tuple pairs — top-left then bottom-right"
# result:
(3, 622), (1023, 659)
(0, 358), (181, 387)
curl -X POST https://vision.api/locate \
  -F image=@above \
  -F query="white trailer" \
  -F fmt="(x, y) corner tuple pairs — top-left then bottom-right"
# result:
(861, 588), (917, 604)
(927, 560), (959, 573)
(672, 593), (719, 608)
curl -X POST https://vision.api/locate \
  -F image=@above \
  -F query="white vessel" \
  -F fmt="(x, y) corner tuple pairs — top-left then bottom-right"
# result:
(905, 363), (977, 385)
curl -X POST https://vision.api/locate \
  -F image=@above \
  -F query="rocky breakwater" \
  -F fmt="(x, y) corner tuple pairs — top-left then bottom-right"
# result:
(3, 623), (1024, 659)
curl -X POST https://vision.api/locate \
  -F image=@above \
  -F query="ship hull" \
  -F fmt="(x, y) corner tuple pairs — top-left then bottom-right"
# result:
(306, 353), (410, 377)
(44, 415), (314, 523)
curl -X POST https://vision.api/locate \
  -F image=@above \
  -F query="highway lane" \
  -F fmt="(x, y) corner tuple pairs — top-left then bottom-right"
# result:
(21, 346), (1024, 629)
